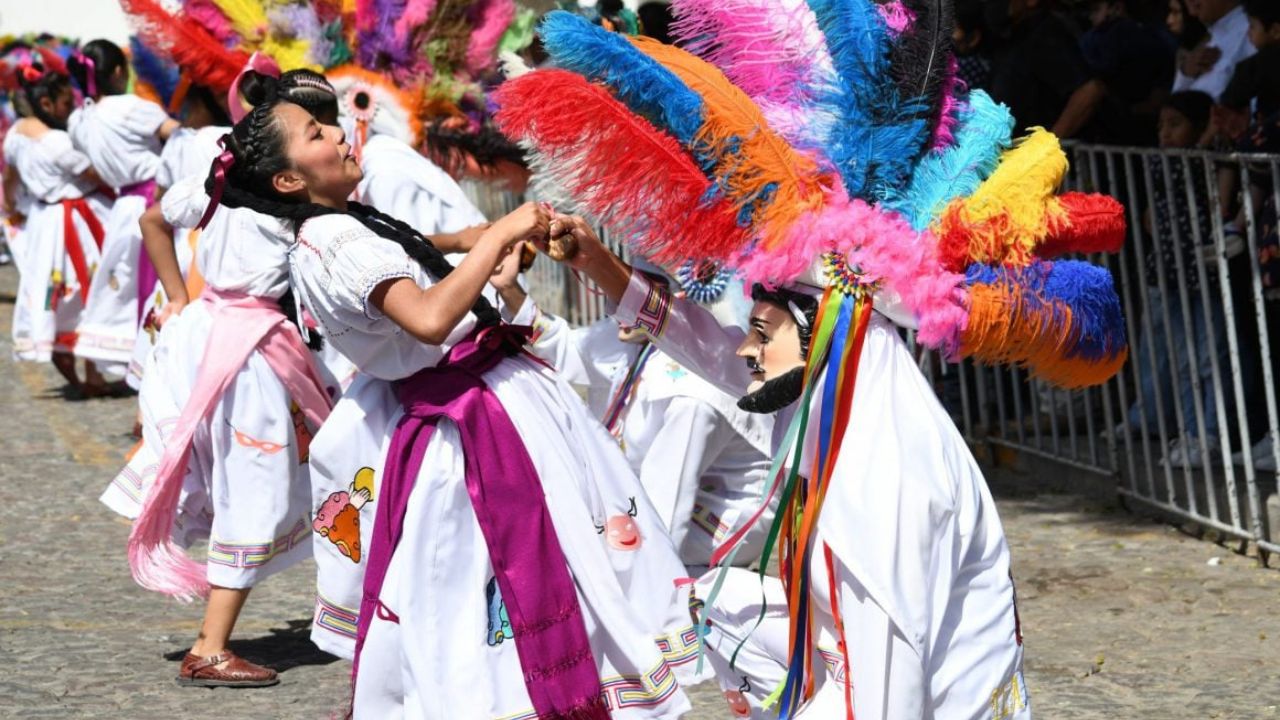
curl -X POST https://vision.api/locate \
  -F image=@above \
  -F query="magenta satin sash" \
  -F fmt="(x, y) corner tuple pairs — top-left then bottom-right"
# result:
(120, 179), (158, 322)
(353, 324), (609, 720)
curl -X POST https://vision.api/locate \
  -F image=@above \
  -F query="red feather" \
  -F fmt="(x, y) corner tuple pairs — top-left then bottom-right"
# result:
(493, 69), (749, 264)
(122, 0), (250, 93)
(1037, 192), (1127, 259)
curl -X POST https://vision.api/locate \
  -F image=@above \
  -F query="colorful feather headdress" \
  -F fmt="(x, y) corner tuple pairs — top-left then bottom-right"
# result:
(120, 0), (253, 114)
(134, 0), (532, 174)
(494, 5), (1128, 715)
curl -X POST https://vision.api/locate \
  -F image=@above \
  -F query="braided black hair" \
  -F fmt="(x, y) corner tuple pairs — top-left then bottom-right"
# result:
(66, 39), (126, 99)
(240, 68), (340, 126)
(17, 64), (72, 130)
(209, 92), (502, 329)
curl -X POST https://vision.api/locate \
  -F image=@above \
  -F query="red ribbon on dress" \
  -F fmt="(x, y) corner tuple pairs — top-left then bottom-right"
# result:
(61, 197), (105, 302)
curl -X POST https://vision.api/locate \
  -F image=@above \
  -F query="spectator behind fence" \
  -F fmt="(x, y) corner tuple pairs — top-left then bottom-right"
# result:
(1217, 0), (1280, 131)
(1172, 0), (1255, 100)
(1121, 91), (1234, 468)
(1167, 0), (1213, 78)
(1212, 0), (1280, 472)
(987, 0), (1095, 136)
(1077, 0), (1176, 145)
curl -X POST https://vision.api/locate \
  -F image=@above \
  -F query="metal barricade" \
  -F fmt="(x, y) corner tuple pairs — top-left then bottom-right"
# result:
(461, 144), (1280, 562)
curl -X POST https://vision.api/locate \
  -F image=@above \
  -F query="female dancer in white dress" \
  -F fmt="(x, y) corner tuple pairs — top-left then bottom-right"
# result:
(125, 84), (231, 388)
(103, 71), (393, 689)
(102, 155), (333, 689)
(3, 62), (111, 393)
(67, 39), (178, 375)
(212, 93), (698, 718)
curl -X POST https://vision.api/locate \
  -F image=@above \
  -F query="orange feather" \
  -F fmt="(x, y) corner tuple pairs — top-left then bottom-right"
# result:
(628, 36), (826, 251)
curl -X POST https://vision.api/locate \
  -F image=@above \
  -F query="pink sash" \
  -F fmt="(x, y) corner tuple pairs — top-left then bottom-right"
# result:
(127, 286), (333, 600)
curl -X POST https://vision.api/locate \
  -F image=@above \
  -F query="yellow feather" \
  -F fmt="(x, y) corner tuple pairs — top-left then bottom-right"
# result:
(212, 0), (269, 39)
(263, 37), (318, 71)
(948, 128), (1068, 266)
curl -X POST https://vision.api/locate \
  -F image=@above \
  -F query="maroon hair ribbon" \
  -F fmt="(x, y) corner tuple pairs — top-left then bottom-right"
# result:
(197, 139), (236, 230)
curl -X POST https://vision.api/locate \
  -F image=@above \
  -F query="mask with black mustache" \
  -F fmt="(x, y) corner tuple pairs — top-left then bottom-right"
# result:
(737, 366), (805, 414)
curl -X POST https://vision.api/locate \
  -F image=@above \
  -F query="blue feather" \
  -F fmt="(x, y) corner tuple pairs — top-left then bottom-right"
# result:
(1042, 260), (1127, 361)
(965, 260), (1126, 362)
(540, 12), (705, 149)
(885, 90), (1015, 229)
(805, 0), (930, 199)
(129, 37), (180, 109)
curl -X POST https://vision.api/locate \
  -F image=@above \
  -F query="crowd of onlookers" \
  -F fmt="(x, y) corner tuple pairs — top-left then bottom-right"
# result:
(958, 0), (1278, 149)
(956, 1), (1280, 471)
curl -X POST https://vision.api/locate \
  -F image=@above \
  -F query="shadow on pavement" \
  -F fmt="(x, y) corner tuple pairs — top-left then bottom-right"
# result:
(164, 619), (341, 673)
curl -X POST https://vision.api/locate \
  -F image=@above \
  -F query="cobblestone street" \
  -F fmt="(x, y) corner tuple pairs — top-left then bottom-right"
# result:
(1, 262), (1277, 719)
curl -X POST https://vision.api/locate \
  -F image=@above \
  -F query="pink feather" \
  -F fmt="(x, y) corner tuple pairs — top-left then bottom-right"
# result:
(465, 0), (516, 74)
(356, 0), (377, 34)
(878, 0), (916, 35)
(669, 0), (833, 108)
(929, 57), (963, 151)
(393, 0), (437, 51)
(734, 191), (968, 351)
(183, 0), (240, 45)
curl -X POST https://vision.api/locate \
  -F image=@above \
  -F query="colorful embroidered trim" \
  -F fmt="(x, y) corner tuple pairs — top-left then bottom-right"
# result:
(313, 593), (360, 641)
(633, 280), (672, 337)
(655, 624), (701, 666)
(207, 518), (309, 568)
(691, 502), (731, 542)
(109, 463), (155, 505)
(816, 648), (849, 686)
(495, 660), (681, 719)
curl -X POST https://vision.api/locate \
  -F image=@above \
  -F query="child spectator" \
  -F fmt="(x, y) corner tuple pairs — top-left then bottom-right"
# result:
(1173, 0), (1255, 101)
(1123, 91), (1232, 468)
(1219, 0), (1280, 124)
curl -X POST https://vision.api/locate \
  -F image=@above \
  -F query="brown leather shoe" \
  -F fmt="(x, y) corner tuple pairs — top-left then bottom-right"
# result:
(175, 650), (279, 688)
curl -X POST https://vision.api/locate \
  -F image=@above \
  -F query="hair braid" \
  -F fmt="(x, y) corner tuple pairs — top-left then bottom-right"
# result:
(211, 106), (503, 331)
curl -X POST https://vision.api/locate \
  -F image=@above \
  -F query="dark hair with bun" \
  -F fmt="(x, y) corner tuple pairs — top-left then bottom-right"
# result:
(66, 39), (127, 99)
(208, 83), (500, 328)
(18, 64), (73, 129)
(240, 68), (340, 126)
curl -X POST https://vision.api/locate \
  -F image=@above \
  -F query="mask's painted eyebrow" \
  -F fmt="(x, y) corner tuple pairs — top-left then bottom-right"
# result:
(750, 316), (771, 332)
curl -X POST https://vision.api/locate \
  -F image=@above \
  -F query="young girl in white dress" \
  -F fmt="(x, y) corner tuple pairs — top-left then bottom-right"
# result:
(102, 70), (381, 690)
(3, 62), (111, 394)
(125, 84), (231, 388)
(214, 92), (699, 718)
(66, 40), (178, 375)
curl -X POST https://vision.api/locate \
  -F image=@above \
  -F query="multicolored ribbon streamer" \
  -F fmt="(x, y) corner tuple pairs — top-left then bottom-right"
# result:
(602, 342), (656, 435)
(694, 287), (873, 719)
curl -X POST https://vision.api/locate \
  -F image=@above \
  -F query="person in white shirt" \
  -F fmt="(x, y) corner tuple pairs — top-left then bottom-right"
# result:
(1173, 0), (1256, 100)
(67, 39), (179, 376)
